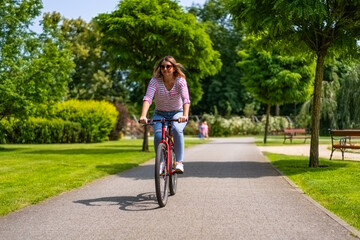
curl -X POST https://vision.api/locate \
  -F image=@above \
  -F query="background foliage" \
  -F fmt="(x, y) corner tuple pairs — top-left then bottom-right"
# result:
(0, 100), (118, 143)
(0, 3), (74, 120)
(188, 0), (250, 116)
(53, 99), (118, 142)
(1, 0), (360, 144)
(96, 0), (222, 106)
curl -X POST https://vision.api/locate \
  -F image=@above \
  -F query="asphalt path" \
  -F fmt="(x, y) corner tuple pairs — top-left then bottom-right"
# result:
(0, 138), (359, 239)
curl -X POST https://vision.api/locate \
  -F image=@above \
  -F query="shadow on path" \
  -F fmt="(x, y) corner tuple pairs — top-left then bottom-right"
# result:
(110, 161), (282, 180)
(74, 192), (159, 211)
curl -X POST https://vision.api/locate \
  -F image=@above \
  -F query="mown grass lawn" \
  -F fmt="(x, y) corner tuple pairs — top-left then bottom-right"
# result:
(265, 153), (360, 231)
(0, 138), (203, 216)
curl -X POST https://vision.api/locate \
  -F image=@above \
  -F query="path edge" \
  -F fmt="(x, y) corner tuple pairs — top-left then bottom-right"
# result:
(259, 150), (360, 239)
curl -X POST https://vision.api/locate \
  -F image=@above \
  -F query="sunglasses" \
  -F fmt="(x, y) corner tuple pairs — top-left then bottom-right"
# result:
(160, 64), (173, 70)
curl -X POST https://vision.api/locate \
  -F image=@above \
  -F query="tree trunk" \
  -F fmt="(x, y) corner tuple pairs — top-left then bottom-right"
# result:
(309, 53), (326, 167)
(142, 80), (150, 152)
(263, 104), (271, 144)
(142, 126), (149, 151)
(276, 104), (280, 116)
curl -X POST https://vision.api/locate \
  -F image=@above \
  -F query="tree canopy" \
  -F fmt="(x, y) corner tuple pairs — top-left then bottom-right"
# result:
(238, 47), (313, 106)
(188, 0), (249, 116)
(59, 17), (129, 102)
(227, 0), (360, 167)
(297, 60), (360, 132)
(238, 37), (314, 143)
(0, 1), (74, 120)
(96, 0), (222, 106)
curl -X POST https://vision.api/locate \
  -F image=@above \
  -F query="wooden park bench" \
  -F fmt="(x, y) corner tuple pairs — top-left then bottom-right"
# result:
(283, 128), (310, 143)
(330, 129), (360, 160)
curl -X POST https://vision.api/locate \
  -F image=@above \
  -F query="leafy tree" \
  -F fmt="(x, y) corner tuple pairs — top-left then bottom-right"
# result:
(297, 60), (360, 132)
(227, 0), (360, 167)
(58, 17), (129, 102)
(188, 0), (248, 116)
(0, 2), (74, 120)
(237, 38), (313, 143)
(336, 63), (360, 128)
(96, 0), (221, 151)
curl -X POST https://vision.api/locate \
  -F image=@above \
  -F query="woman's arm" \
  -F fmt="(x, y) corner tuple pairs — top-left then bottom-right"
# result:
(139, 78), (156, 124)
(178, 77), (190, 123)
(139, 100), (150, 124)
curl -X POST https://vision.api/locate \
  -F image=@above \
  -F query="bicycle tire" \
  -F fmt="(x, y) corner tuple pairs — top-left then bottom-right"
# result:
(169, 146), (177, 195)
(155, 143), (169, 207)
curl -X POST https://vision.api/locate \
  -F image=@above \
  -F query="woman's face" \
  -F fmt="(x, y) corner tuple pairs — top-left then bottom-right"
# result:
(160, 60), (174, 77)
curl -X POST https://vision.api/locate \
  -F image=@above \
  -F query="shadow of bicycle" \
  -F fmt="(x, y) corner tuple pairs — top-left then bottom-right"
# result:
(73, 192), (160, 211)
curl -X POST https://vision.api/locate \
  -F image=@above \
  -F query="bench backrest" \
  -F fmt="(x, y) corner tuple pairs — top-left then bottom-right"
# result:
(330, 129), (360, 137)
(284, 128), (306, 134)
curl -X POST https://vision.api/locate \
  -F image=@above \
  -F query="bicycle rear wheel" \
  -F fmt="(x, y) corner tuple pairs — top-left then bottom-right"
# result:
(155, 143), (169, 207)
(169, 146), (177, 195)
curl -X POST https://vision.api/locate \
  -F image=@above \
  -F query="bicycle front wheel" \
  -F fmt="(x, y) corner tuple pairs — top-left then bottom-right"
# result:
(169, 146), (177, 195)
(155, 143), (169, 207)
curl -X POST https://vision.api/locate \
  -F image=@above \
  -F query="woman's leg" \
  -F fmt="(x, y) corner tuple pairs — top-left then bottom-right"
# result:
(172, 112), (187, 162)
(152, 113), (163, 153)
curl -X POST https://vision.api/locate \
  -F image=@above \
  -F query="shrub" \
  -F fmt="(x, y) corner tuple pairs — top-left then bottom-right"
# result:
(199, 114), (291, 137)
(260, 115), (293, 132)
(184, 120), (199, 136)
(109, 101), (129, 140)
(54, 99), (118, 142)
(0, 120), (10, 144)
(0, 118), (82, 144)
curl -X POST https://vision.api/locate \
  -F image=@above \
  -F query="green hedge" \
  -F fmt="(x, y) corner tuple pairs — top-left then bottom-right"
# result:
(0, 100), (118, 144)
(53, 99), (118, 142)
(0, 118), (82, 144)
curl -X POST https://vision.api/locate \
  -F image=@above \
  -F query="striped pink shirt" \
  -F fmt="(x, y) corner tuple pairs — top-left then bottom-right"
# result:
(143, 77), (191, 111)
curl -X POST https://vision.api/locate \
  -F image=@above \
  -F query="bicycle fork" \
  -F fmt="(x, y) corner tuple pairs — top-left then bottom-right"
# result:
(160, 120), (177, 176)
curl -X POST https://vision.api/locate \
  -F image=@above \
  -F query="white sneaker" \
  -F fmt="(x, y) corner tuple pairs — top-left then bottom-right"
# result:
(175, 162), (184, 173)
(159, 161), (165, 175)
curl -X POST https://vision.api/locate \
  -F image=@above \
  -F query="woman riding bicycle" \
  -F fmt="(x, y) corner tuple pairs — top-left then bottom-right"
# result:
(139, 56), (190, 173)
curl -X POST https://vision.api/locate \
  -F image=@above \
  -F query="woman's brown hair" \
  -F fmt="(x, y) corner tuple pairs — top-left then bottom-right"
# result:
(153, 56), (186, 79)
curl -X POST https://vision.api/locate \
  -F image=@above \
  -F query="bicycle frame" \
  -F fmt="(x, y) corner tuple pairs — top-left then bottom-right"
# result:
(140, 117), (184, 207)
(156, 118), (176, 175)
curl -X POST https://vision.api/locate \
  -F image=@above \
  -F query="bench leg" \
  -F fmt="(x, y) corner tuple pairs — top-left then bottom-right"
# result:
(341, 149), (344, 161)
(329, 148), (334, 160)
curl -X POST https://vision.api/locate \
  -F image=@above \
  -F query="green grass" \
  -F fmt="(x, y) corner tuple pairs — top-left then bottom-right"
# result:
(0, 138), (203, 216)
(266, 153), (360, 231)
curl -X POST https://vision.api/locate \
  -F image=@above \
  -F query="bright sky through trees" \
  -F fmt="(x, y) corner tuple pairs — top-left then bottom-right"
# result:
(31, 0), (205, 32)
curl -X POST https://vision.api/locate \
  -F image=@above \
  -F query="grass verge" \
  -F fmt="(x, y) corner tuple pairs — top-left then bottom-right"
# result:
(0, 138), (203, 216)
(265, 152), (360, 231)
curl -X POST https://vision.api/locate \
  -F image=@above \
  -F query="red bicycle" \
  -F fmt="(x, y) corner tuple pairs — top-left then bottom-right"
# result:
(143, 118), (182, 207)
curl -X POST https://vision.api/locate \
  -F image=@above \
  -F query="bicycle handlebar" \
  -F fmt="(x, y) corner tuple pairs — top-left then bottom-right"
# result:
(151, 119), (180, 122)
(138, 118), (187, 125)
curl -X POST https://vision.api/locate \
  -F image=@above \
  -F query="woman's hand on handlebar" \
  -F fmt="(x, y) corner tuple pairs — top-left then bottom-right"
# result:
(178, 116), (188, 123)
(139, 116), (148, 124)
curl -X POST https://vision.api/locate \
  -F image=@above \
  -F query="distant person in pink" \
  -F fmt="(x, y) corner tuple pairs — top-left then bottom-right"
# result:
(200, 121), (209, 139)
